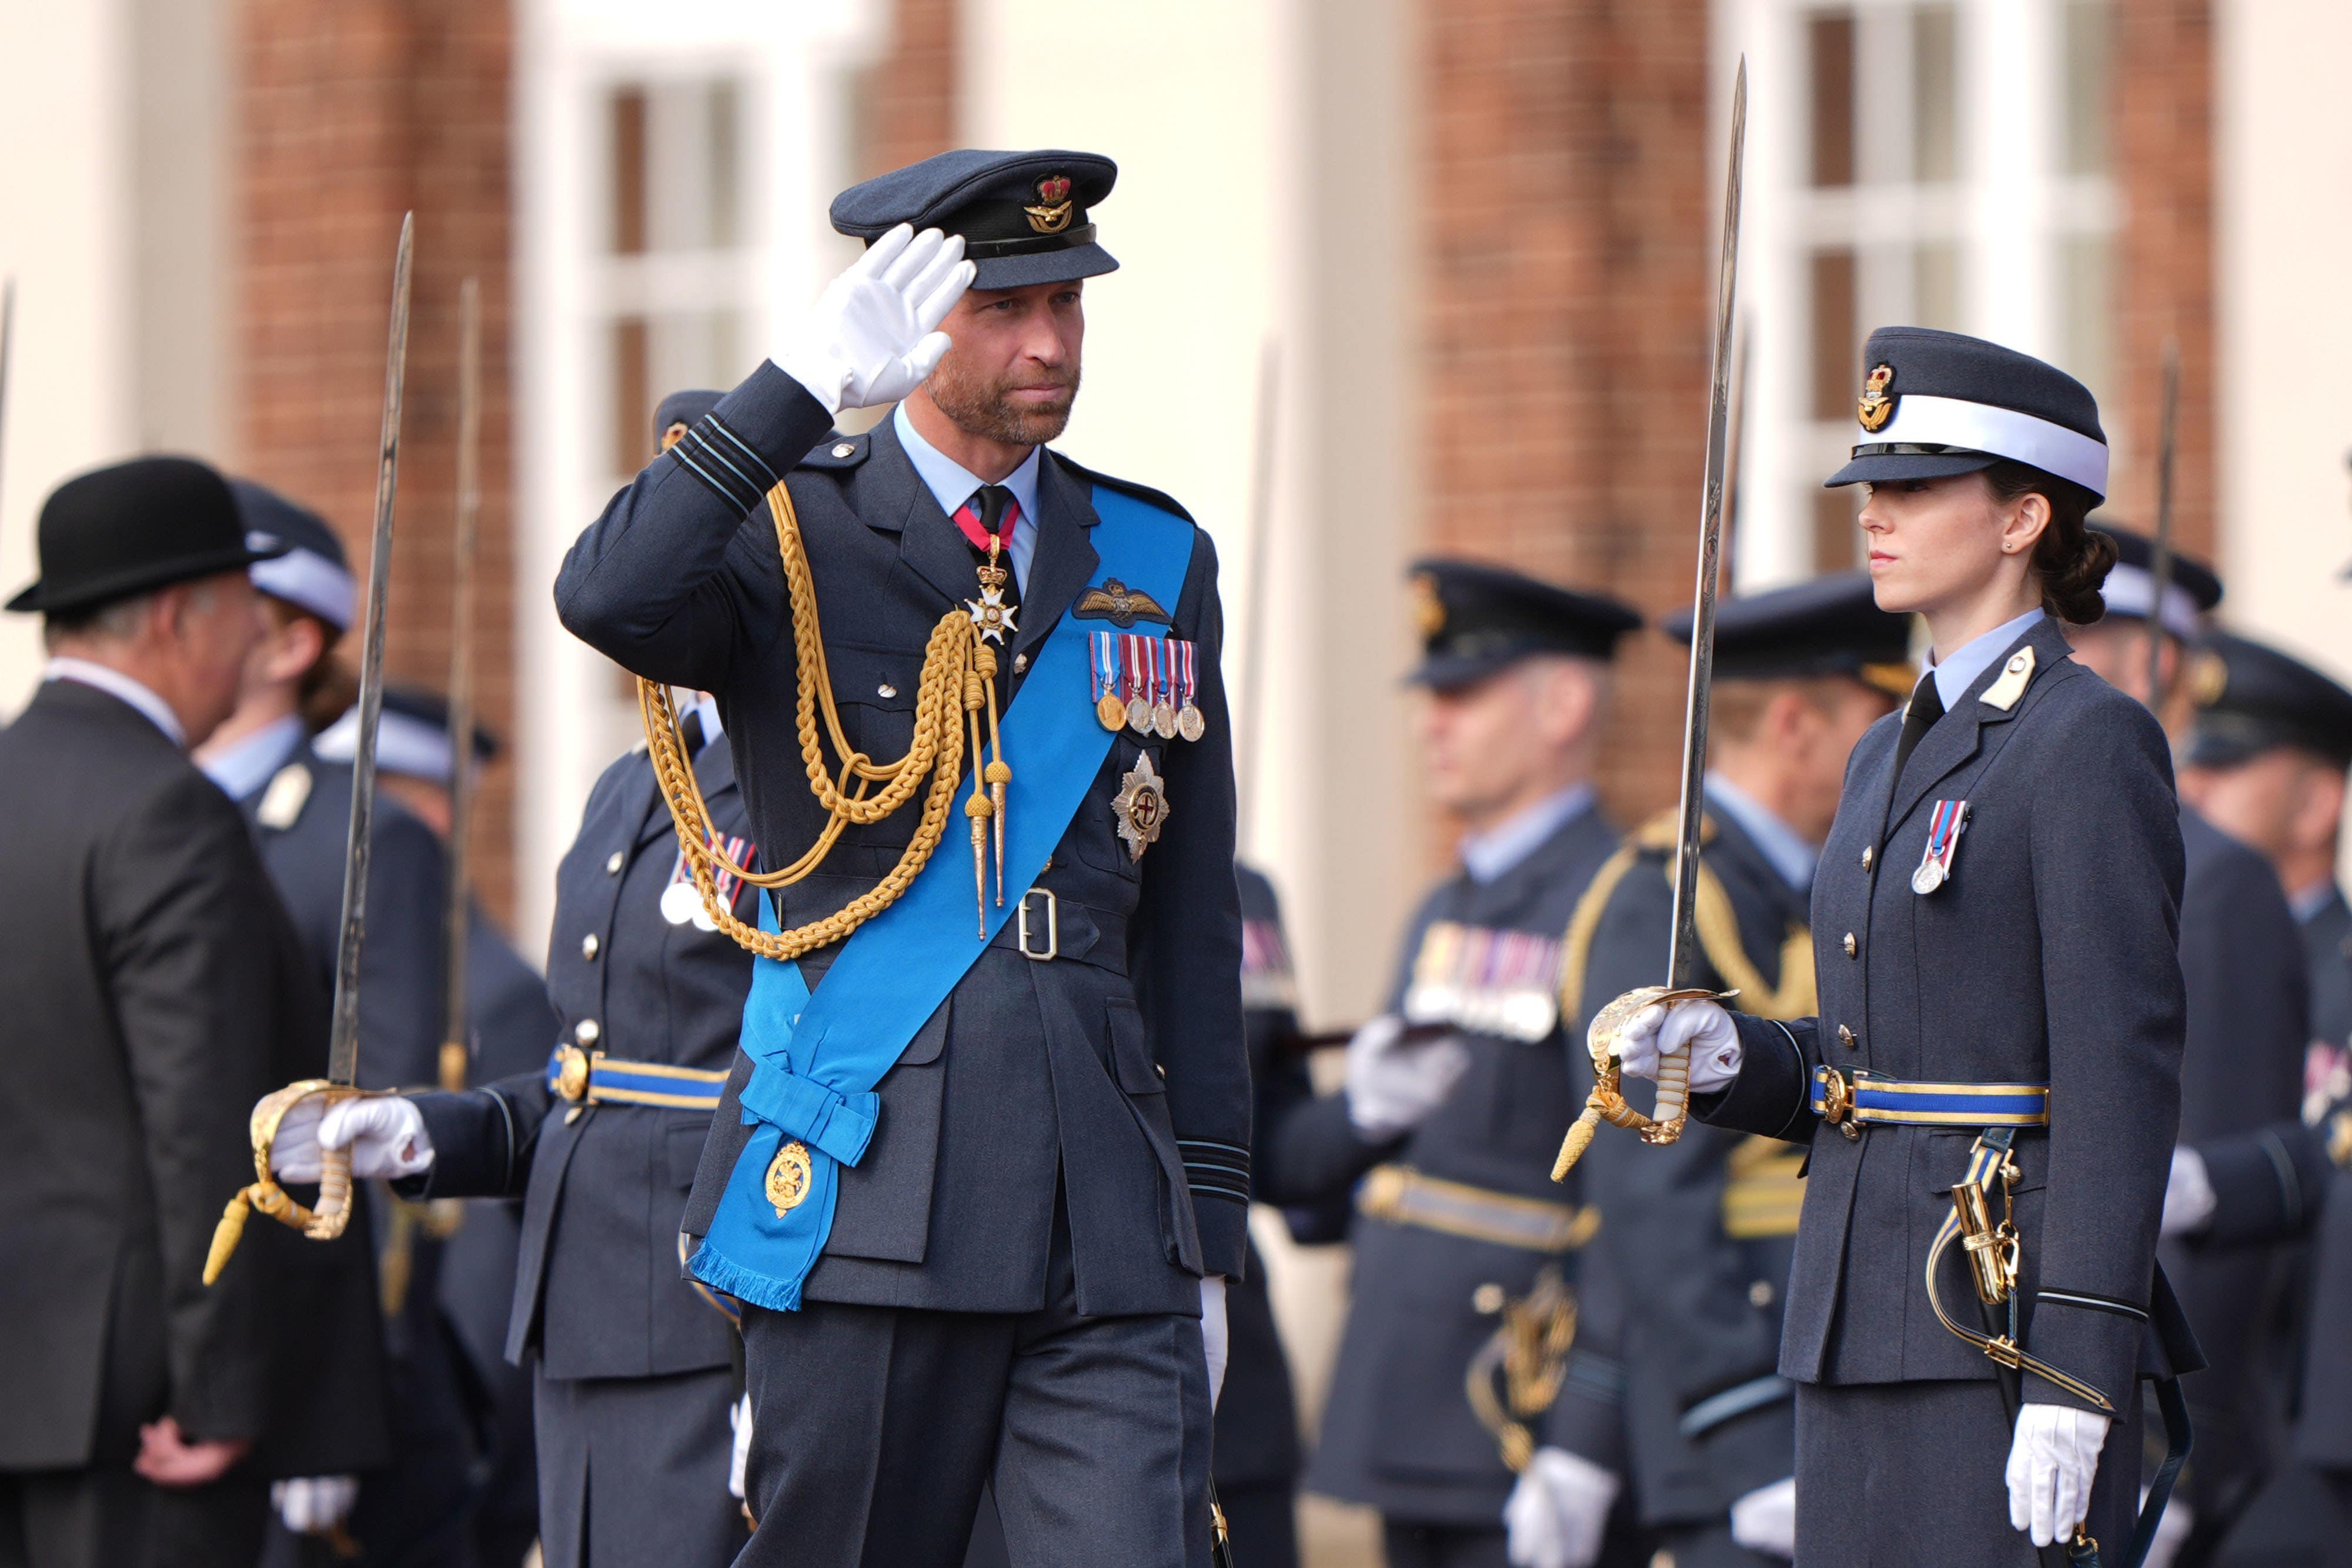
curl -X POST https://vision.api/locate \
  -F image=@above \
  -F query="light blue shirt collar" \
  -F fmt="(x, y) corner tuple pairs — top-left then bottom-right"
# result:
(44, 657), (187, 748)
(2291, 880), (2337, 924)
(893, 402), (1042, 594)
(1926, 608), (2046, 709)
(201, 714), (306, 801)
(1458, 783), (1596, 885)
(1703, 773), (1819, 894)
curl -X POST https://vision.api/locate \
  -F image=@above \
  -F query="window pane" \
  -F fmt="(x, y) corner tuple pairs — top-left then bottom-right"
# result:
(1812, 249), (1858, 421)
(2059, 235), (2113, 410)
(1815, 486), (1862, 572)
(610, 317), (650, 473)
(1913, 5), (1959, 182)
(1810, 14), (1856, 188)
(610, 91), (647, 256)
(707, 82), (741, 249)
(2063, 2), (2112, 176)
(1913, 242), (1963, 332)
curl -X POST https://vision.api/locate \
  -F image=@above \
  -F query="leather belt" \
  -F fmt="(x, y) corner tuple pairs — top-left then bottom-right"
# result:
(1358, 1165), (1599, 1254)
(980, 886), (1128, 971)
(1812, 1066), (2049, 1131)
(548, 1045), (727, 1111)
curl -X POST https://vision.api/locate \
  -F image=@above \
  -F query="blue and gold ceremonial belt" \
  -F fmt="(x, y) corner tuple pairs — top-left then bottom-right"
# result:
(1812, 1066), (2049, 1129)
(1359, 1165), (1599, 1254)
(547, 1044), (728, 1111)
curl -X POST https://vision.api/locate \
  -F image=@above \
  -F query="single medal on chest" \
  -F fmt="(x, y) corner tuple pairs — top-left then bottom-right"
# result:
(1125, 637), (1154, 734)
(1151, 640), (1179, 739)
(1091, 631), (1129, 731)
(1912, 799), (1969, 895)
(1175, 640), (1206, 743)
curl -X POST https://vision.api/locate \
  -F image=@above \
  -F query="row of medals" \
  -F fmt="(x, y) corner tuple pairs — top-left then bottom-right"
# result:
(1098, 684), (1205, 743)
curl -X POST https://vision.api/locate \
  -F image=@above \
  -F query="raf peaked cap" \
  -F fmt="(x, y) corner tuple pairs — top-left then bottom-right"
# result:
(1825, 326), (2109, 502)
(2088, 521), (2223, 639)
(233, 479), (355, 632)
(831, 149), (1119, 290)
(2186, 631), (2352, 771)
(8, 454), (285, 616)
(1662, 571), (1915, 699)
(315, 683), (500, 787)
(655, 389), (723, 453)
(1406, 557), (1641, 689)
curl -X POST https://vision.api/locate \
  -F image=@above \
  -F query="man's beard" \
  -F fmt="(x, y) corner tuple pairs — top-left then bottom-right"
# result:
(926, 356), (1081, 448)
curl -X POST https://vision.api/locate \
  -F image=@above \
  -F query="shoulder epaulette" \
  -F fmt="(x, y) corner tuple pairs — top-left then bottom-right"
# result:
(797, 430), (871, 472)
(1051, 452), (1195, 524)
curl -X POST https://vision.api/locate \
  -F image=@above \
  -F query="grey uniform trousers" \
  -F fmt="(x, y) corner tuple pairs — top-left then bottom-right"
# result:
(737, 1216), (1213, 1568)
(533, 1365), (747, 1568)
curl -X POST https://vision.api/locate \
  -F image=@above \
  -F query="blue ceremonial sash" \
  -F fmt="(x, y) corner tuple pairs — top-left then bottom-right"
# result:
(690, 485), (1196, 1310)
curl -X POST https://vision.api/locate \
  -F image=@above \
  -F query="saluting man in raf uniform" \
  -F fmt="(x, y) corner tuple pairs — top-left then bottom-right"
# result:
(2063, 529), (2310, 1559)
(475, 151), (1239, 1566)
(1606, 329), (2200, 1563)
(263, 392), (763, 1568)
(1538, 573), (1907, 1568)
(1278, 560), (1641, 1568)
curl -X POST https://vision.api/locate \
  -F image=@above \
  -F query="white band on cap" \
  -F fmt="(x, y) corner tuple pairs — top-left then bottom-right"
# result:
(314, 707), (455, 786)
(250, 541), (356, 631)
(2097, 563), (2204, 641)
(1860, 394), (2109, 498)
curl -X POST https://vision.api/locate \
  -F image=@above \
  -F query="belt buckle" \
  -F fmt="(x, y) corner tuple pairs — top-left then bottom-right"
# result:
(1017, 885), (1058, 961)
(1816, 1067), (1861, 1141)
(554, 1045), (595, 1104)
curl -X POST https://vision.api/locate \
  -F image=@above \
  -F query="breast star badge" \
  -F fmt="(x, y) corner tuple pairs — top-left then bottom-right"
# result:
(1112, 750), (1172, 862)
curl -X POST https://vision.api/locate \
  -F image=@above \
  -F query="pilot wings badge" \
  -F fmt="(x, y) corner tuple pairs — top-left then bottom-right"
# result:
(1074, 577), (1171, 628)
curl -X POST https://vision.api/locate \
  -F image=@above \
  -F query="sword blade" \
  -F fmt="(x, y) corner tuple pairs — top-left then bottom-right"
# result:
(441, 276), (482, 1073)
(1665, 60), (1749, 991)
(2144, 337), (2181, 712)
(327, 213), (416, 1088)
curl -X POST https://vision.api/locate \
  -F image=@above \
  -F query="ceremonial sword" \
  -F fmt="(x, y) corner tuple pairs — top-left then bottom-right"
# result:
(1555, 61), (1747, 1179)
(2144, 338), (2181, 713)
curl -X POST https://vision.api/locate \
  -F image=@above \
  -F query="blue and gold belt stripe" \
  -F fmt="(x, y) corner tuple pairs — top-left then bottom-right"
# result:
(547, 1044), (729, 1111)
(1812, 1066), (2049, 1128)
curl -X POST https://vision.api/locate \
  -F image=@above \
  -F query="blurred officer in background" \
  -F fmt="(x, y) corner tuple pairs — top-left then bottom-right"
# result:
(1289, 559), (1643, 1568)
(1546, 573), (1907, 1567)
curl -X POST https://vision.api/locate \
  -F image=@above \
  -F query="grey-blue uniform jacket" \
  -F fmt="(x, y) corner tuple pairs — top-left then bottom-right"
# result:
(2303, 888), (2352, 1057)
(404, 731), (756, 1379)
(556, 365), (1252, 1315)
(1697, 618), (2189, 1415)
(1555, 805), (1810, 1526)
(1296, 801), (1618, 1526)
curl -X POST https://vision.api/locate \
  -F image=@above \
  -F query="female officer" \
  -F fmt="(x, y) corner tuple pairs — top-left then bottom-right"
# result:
(1602, 327), (2187, 1564)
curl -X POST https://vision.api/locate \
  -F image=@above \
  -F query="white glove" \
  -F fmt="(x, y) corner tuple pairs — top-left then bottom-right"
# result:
(729, 1393), (751, 1501)
(1502, 1446), (1619, 1568)
(268, 1094), (433, 1182)
(773, 225), (973, 414)
(1728, 1476), (1797, 1558)
(272, 1475), (358, 1534)
(1345, 1016), (1471, 1137)
(1605, 1000), (1742, 1092)
(1201, 1276), (1229, 1410)
(2006, 1405), (2112, 1547)
(2160, 1146), (2216, 1238)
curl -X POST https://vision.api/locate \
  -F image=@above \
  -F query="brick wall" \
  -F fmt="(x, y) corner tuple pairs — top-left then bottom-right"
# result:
(858, 0), (958, 178)
(237, 0), (519, 923)
(2109, 0), (2215, 565)
(1419, 0), (1716, 828)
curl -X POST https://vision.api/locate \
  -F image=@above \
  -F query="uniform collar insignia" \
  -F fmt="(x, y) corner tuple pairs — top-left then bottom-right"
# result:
(1979, 644), (2036, 711)
(256, 761), (314, 831)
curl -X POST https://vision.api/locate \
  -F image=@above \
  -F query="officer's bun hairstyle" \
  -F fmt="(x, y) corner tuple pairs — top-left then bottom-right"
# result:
(1982, 459), (2112, 625)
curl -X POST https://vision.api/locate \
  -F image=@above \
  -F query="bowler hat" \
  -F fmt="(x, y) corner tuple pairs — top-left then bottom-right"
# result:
(8, 456), (285, 615)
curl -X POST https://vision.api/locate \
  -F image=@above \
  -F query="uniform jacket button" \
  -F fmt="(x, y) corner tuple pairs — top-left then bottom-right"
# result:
(1842, 932), (1857, 958)
(877, 683), (897, 698)
(582, 933), (600, 960)
(605, 851), (624, 875)
(1749, 1279), (1775, 1309)
(1836, 1024), (1856, 1050)
(576, 1018), (602, 1047)
(833, 443), (855, 458)
(1472, 1283), (1506, 1314)
(1014, 653), (1030, 673)
(1862, 845), (1874, 870)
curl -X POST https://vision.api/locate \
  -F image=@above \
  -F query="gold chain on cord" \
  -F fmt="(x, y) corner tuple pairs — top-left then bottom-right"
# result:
(637, 479), (1004, 961)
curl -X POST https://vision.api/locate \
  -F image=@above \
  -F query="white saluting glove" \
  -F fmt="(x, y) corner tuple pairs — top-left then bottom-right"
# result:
(2006, 1404), (2112, 1547)
(774, 225), (974, 414)
(1345, 1016), (1471, 1138)
(272, 1475), (358, 1534)
(1201, 1276), (1229, 1410)
(1728, 1476), (1797, 1558)
(729, 1393), (752, 1501)
(268, 1094), (433, 1182)
(1605, 999), (1742, 1092)
(2160, 1146), (2217, 1238)
(1502, 1447), (1619, 1568)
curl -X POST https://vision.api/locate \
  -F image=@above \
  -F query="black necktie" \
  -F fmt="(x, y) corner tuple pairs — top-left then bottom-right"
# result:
(1892, 674), (1945, 784)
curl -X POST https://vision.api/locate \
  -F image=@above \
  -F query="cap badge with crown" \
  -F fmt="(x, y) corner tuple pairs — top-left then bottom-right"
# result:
(1856, 363), (1897, 432)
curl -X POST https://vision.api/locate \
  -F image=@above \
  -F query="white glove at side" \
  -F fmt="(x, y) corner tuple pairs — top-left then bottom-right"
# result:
(272, 1475), (358, 1534)
(1728, 1476), (1797, 1558)
(2006, 1405), (2112, 1547)
(2160, 1146), (2216, 1238)
(729, 1393), (751, 1501)
(1345, 1016), (1471, 1137)
(1502, 1446), (1619, 1568)
(267, 1094), (433, 1182)
(773, 225), (974, 414)
(1201, 1276), (1229, 1410)
(1605, 999), (1742, 1092)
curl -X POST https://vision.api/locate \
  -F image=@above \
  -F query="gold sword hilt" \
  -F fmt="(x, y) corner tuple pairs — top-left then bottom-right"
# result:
(203, 1080), (371, 1283)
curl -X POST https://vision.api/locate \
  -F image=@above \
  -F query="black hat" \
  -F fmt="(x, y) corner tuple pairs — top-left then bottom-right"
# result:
(654, 390), (723, 453)
(313, 683), (500, 786)
(831, 150), (1119, 291)
(2087, 521), (2223, 637)
(1662, 571), (1915, 700)
(8, 455), (287, 615)
(1406, 558), (1641, 689)
(2185, 631), (2352, 771)
(232, 479), (355, 632)
(1824, 326), (2109, 502)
